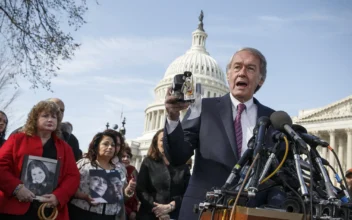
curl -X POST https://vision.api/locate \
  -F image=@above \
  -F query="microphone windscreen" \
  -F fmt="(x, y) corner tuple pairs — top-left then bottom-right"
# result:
(257, 116), (270, 126)
(270, 111), (293, 131)
(292, 124), (308, 134)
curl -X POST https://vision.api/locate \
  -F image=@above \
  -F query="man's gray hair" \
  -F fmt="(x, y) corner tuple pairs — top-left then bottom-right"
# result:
(226, 47), (267, 82)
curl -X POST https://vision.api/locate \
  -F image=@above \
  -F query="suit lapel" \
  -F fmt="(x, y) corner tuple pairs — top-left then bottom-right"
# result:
(254, 98), (269, 119)
(217, 94), (239, 161)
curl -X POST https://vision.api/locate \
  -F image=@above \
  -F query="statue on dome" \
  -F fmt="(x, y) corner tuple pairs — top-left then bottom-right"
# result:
(198, 10), (204, 31)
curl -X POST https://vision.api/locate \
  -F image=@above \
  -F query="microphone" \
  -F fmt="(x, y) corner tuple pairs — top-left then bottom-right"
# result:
(292, 124), (329, 148)
(270, 111), (309, 153)
(247, 117), (271, 195)
(290, 124), (337, 200)
(272, 130), (285, 142)
(253, 116), (271, 155)
(222, 137), (255, 189)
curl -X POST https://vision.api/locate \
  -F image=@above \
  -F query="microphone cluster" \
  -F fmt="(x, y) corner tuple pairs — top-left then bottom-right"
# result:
(198, 110), (352, 220)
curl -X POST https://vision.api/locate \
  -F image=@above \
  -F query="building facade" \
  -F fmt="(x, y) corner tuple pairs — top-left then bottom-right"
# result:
(293, 95), (352, 179)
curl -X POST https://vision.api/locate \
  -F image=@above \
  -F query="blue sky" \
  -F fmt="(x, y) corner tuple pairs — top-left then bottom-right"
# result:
(5, 0), (352, 152)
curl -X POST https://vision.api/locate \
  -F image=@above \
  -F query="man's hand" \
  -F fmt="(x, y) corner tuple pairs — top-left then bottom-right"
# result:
(165, 87), (189, 121)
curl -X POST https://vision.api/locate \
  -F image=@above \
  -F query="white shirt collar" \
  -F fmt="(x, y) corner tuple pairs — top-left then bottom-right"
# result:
(229, 93), (254, 111)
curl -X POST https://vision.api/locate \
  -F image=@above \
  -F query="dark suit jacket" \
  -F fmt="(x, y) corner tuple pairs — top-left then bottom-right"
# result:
(136, 157), (191, 220)
(163, 94), (280, 220)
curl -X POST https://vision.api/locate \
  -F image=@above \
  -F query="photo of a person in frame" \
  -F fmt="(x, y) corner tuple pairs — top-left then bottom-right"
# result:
(89, 169), (113, 204)
(25, 160), (55, 196)
(107, 171), (124, 204)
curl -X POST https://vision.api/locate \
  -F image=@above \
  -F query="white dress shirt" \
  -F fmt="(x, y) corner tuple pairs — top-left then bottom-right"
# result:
(166, 94), (258, 157)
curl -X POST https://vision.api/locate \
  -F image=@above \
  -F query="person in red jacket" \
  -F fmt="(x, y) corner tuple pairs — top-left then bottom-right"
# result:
(121, 145), (139, 220)
(0, 100), (80, 220)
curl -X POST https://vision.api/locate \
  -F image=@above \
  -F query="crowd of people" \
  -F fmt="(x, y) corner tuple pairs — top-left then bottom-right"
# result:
(0, 47), (351, 220)
(0, 98), (191, 220)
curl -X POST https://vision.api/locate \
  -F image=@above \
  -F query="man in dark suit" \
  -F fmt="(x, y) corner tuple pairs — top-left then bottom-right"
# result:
(164, 47), (285, 219)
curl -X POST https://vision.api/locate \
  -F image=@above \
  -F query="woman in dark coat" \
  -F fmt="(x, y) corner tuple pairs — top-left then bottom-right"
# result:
(0, 110), (8, 147)
(136, 129), (191, 220)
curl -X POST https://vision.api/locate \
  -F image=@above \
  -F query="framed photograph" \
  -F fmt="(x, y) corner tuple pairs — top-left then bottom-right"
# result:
(20, 155), (60, 199)
(89, 169), (123, 204)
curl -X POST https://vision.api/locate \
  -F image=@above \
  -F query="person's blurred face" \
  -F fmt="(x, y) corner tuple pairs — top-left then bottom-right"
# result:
(346, 174), (352, 189)
(49, 98), (65, 120)
(98, 136), (116, 159)
(121, 151), (131, 166)
(227, 50), (264, 102)
(0, 113), (7, 133)
(110, 177), (123, 198)
(31, 167), (46, 184)
(90, 176), (108, 197)
(37, 111), (57, 133)
(157, 132), (164, 154)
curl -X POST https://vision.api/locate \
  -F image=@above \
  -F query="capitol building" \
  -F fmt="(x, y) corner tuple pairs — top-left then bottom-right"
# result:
(126, 12), (352, 177)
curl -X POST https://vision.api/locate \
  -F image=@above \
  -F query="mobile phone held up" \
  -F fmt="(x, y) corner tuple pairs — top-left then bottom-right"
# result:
(172, 71), (195, 103)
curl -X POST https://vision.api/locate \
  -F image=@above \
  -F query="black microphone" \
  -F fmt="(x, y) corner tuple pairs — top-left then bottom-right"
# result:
(222, 137), (255, 189)
(270, 111), (309, 153)
(292, 124), (329, 148)
(253, 116), (271, 155)
(272, 130), (285, 142)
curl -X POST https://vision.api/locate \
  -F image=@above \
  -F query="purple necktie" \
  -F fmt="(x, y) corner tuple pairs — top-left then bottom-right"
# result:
(234, 103), (246, 157)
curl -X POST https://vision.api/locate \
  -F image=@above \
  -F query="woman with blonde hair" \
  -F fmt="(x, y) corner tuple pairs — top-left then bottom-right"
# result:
(0, 100), (80, 219)
(136, 129), (190, 220)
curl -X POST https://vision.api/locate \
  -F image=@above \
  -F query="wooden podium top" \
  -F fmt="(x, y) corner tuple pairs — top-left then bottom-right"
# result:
(201, 206), (304, 220)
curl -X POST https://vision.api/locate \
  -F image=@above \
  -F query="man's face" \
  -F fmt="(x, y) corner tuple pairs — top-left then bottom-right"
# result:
(227, 50), (264, 102)
(50, 98), (65, 120)
(346, 174), (352, 189)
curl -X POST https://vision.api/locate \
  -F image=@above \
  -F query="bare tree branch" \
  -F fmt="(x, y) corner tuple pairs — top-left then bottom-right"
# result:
(0, 0), (90, 90)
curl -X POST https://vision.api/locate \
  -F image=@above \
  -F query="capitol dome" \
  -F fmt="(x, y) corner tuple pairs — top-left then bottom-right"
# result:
(129, 11), (229, 169)
(163, 29), (226, 84)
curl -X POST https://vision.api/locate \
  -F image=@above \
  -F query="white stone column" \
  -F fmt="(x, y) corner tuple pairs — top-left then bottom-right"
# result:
(156, 110), (160, 130)
(160, 110), (165, 128)
(146, 112), (150, 131)
(328, 130), (336, 179)
(151, 111), (155, 131)
(144, 113), (148, 131)
(338, 136), (344, 170)
(346, 128), (352, 169)
(135, 157), (141, 171)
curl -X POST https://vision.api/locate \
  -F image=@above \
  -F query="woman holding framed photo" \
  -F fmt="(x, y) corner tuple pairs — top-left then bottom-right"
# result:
(0, 100), (80, 220)
(69, 130), (136, 220)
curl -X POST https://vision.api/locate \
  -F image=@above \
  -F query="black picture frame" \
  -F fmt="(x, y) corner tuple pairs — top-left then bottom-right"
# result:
(20, 155), (60, 200)
(89, 169), (123, 204)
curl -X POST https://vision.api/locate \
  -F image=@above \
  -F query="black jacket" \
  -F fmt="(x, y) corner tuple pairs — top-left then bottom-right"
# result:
(0, 138), (5, 148)
(136, 157), (191, 220)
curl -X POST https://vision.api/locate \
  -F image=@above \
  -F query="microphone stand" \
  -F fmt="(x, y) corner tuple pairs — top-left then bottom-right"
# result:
(258, 141), (281, 183)
(292, 142), (309, 202)
(310, 146), (336, 201)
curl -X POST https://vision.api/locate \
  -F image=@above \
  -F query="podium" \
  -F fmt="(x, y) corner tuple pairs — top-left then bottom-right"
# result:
(200, 206), (304, 220)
